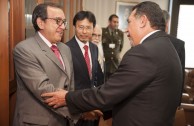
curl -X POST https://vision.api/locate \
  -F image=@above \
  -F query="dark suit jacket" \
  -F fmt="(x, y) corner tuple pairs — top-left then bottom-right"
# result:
(168, 36), (185, 73)
(13, 33), (75, 126)
(66, 31), (182, 126)
(168, 35), (185, 104)
(66, 37), (104, 126)
(102, 27), (124, 75)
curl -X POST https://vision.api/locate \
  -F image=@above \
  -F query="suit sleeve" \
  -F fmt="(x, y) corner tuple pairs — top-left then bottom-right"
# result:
(66, 47), (157, 114)
(180, 42), (185, 83)
(14, 45), (56, 98)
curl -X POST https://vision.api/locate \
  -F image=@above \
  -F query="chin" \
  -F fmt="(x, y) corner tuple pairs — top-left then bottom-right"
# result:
(94, 42), (98, 45)
(56, 37), (62, 42)
(81, 39), (88, 43)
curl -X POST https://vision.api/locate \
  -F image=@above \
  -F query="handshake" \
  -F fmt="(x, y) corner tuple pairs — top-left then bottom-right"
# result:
(41, 89), (103, 120)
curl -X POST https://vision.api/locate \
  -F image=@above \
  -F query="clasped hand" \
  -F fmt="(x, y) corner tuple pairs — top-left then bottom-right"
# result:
(81, 110), (103, 120)
(41, 89), (68, 108)
(41, 89), (103, 120)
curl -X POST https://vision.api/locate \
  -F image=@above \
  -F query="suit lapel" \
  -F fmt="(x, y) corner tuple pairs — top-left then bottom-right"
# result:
(89, 43), (96, 76)
(34, 33), (67, 74)
(57, 43), (70, 77)
(75, 41), (89, 72)
(71, 38), (91, 78)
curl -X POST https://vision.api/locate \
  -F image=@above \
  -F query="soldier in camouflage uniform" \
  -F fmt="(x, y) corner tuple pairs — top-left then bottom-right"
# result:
(102, 14), (124, 80)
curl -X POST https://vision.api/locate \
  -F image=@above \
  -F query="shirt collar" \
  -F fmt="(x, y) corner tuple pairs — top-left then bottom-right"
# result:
(38, 32), (57, 47)
(140, 30), (160, 44)
(75, 35), (89, 48)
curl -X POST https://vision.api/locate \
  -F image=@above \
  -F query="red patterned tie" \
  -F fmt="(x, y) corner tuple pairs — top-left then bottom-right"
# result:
(83, 45), (91, 76)
(51, 45), (63, 66)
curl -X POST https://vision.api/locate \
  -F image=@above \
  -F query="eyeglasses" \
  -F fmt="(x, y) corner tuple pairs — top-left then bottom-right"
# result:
(92, 33), (101, 38)
(77, 25), (93, 32)
(46, 17), (68, 27)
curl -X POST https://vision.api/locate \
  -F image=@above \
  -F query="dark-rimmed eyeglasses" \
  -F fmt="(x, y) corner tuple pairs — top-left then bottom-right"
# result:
(77, 25), (93, 32)
(46, 17), (68, 26)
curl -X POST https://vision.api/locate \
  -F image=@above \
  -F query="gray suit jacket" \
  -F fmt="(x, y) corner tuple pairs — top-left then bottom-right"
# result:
(66, 31), (182, 126)
(13, 33), (75, 126)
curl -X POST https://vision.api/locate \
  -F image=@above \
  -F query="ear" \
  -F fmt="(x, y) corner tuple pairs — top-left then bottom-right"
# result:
(37, 17), (45, 30)
(139, 15), (147, 28)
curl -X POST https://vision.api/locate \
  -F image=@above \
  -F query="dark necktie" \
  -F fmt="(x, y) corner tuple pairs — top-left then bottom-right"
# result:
(111, 31), (114, 36)
(83, 45), (91, 77)
(51, 45), (63, 66)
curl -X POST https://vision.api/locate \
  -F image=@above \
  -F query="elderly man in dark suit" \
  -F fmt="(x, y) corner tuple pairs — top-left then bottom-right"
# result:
(163, 10), (185, 103)
(42, 1), (182, 126)
(65, 11), (104, 126)
(13, 3), (77, 126)
(102, 14), (124, 80)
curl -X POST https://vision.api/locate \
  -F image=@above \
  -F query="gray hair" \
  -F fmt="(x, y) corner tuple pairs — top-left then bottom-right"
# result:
(162, 10), (170, 24)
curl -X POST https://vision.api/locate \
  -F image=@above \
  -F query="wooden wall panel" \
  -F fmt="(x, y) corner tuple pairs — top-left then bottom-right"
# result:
(9, 0), (25, 125)
(0, 0), (9, 126)
(63, 0), (83, 43)
(69, 0), (75, 39)
(9, 0), (25, 94)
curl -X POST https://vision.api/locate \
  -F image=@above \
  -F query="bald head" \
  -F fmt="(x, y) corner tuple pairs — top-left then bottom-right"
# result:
(91, 24), (102, 45)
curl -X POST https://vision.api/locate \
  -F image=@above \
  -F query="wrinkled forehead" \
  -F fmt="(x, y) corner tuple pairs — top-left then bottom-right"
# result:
(47, 6), (65, 18)
(93, 27), (102, 35)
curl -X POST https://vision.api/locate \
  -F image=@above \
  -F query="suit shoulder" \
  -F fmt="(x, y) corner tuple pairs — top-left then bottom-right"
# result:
(66, 38), (75, 46)
(89, 42), (98, 49)
(58, 42), (69, 48)
(168, 35), (185, 46)
(102, 27), (108, 32)
(14, 37), (35, 50)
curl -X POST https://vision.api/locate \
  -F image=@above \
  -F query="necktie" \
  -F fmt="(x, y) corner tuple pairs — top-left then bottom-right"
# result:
(111, 31), (114, 36)
(83, 45), (91, 76)
(51, 45), (63, 66)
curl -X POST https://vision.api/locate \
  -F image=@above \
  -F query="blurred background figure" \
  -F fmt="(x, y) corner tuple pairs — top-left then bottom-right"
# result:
(163, 10), (185, 105)
(162, 10), (171, 33)
(102, 14), (124, 81)
(90, 24), (105, 73)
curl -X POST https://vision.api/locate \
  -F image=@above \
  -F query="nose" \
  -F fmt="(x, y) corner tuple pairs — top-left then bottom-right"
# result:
(126, 31), (130, 37)
(59, 23), (66, 30)
(82, 28), (87, 33)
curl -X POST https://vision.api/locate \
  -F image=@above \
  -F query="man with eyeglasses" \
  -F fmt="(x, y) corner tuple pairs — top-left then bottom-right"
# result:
(90, 24), (105, 73)
(13, 3), (77, 126)
(64, 11), (104, 126)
